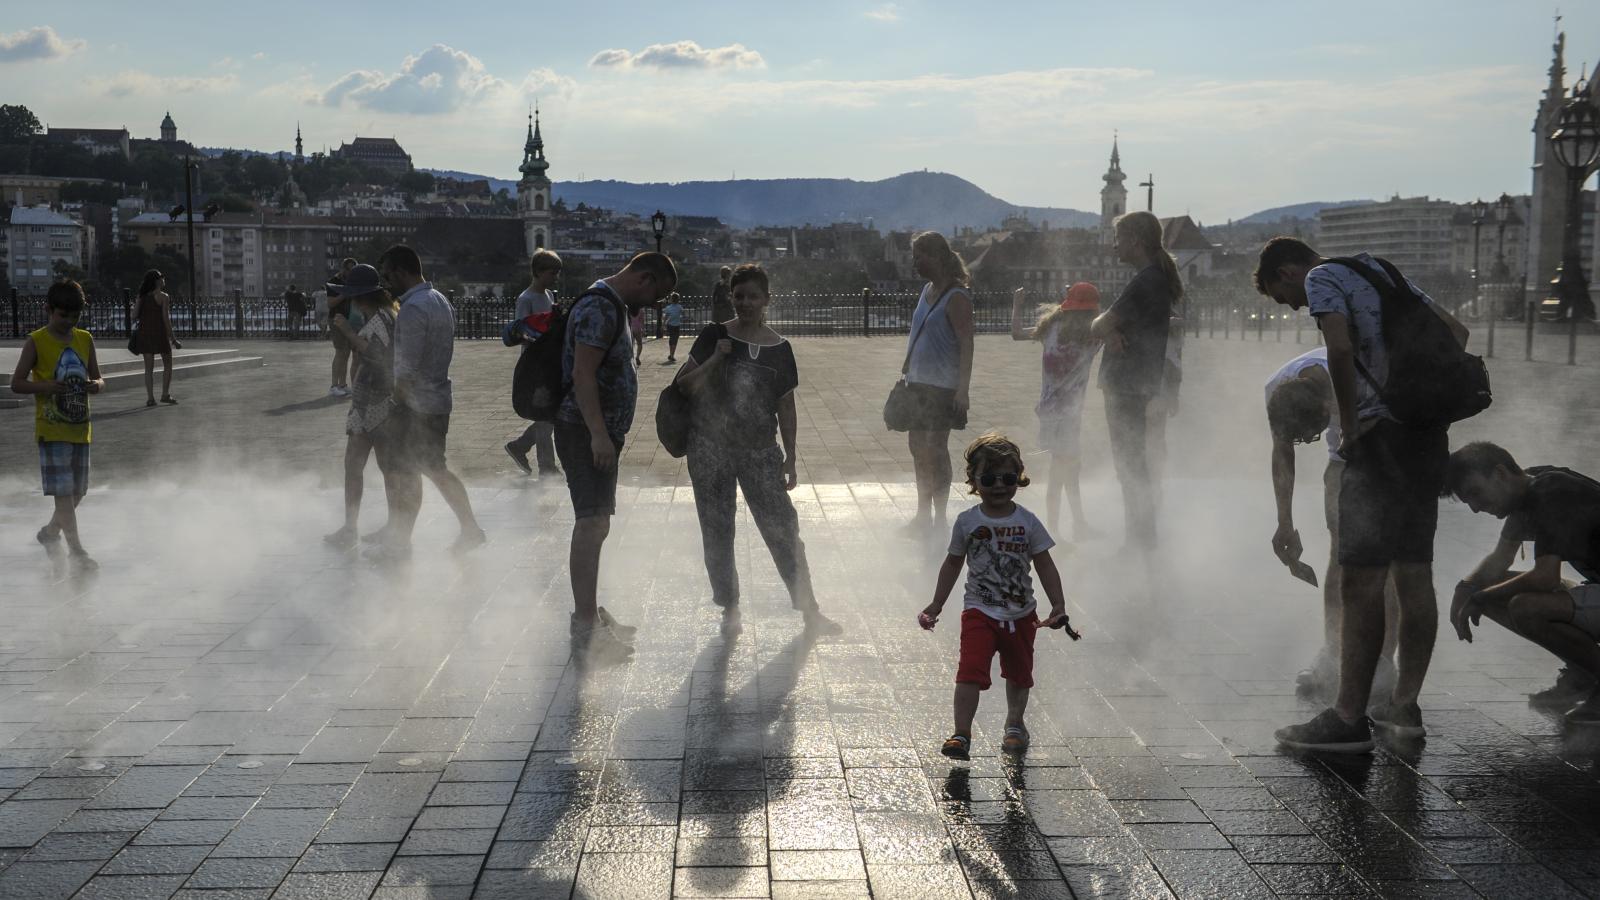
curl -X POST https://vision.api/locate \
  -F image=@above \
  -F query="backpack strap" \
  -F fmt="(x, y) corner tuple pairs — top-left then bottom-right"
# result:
(899, 285), (962, 376)
(576, 283), (630, 352)
(1316, 258), (1393, 398)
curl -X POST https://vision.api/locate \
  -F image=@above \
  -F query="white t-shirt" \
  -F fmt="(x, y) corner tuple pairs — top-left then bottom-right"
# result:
(516, 287), (554, 319)
(947, 504), (1055, 621)
(1264, 348), (1340, 461)
(1305, 253), (1437, 423)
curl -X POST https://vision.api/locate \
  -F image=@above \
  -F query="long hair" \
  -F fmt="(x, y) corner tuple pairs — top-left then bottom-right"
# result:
(1115, 211), (1183, 304)
(1033, 306), (1096, 344)
(354, 289), (399, 317)
(912, 231), (970, 288)
(138, 269), (163, 296)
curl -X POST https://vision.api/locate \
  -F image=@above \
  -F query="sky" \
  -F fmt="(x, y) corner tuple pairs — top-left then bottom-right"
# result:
(4, 1), (1596, 223)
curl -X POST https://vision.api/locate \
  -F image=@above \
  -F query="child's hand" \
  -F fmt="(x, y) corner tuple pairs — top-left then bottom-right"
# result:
(918, 605), (940, 630)
(1041, 609), (1081, 640)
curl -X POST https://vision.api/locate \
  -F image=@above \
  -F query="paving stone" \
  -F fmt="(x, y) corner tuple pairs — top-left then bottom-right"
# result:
(72, 874), (190, 900)
(268, 871), (384, 900)
(187, 856), (296, 889)
(102, 844), (215, 875)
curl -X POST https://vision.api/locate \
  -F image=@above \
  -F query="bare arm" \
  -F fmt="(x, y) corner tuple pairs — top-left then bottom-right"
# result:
(571, 343), (615, 471)
(1269, 437), (1302, 564)
(1010, 288), (1034, 341)
(1476, 552), (1564, 602)
(948, 290), (975, 410)
(921, 554), (966, 624)
(332, 314), (369, 355)
(1089, 309), (1120, 341)
(85, 341), (104, 394)
(8, 338), (45, 395)
(1452, 548), (1559, 643)
(779, 391), (799, 490)
(161, 293), (178, 347)
(1033, 550), (1068, 627)
(1317, 312), (1361, 454)
(674, 338), (731, 395)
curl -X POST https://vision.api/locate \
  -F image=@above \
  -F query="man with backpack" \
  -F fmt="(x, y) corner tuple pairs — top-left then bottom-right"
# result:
(1254, 237), (1475, 752)
(557, 251), (678, 665)
(505, 250), (563, 478)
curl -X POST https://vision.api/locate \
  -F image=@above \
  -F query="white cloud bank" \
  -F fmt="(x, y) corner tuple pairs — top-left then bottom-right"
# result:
(320, 44), (506, 114)
(589, 41), (765, 71)
(0, 26), (85, 63)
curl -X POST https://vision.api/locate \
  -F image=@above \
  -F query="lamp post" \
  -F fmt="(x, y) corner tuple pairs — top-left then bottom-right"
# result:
(1492, 192), (1513, 282)
(182, 155), (199, 303)
(1549, 86), (1600, 323)
(650, 209), (666, 254)
(1469, 198), (1487, 317)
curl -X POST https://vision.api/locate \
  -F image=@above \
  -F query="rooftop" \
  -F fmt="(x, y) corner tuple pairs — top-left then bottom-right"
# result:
(8, 206), (79, 227)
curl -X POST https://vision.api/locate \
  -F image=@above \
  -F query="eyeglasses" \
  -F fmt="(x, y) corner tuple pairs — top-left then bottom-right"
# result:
(977, 472), (1019, 488)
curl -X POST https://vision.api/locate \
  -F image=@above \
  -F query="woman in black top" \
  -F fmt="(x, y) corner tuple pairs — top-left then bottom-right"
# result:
(674, 264), (842, 636)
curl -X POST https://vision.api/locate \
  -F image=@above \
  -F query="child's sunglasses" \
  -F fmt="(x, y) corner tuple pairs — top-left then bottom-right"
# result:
(977, 473), (1018, 488)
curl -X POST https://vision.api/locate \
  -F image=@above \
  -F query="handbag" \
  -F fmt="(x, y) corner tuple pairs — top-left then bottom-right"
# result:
(127, 320), (140, 355)
(656, 324), (725, 458)
(884, 288), (953, 432)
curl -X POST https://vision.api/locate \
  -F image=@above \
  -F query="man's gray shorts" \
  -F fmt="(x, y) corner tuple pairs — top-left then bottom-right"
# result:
(1568, 584), (1600, 640)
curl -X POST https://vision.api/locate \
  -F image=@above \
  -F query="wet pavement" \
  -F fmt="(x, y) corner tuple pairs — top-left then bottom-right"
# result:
(0, 331), (1598, 898)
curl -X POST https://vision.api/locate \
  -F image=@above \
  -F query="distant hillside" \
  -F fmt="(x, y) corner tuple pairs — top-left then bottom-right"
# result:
(548, 171), (1099, 231)
(1237, 200), (1372, 224)
(423, 169), (518, 195)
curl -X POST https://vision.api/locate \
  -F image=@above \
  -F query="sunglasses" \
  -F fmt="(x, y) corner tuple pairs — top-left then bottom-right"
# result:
(977, 472), (1019, 488)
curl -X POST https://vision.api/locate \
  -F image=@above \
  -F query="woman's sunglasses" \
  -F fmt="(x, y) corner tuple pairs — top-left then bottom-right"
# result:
(977, 473), (1019, 488)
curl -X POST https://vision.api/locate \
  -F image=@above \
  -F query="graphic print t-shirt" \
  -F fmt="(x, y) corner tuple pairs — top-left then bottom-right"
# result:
(948, 504), (1055, 621)
(1037, 322), (1100, 420)
(557, 283), (636, 441)
(30, 326), (93, 444)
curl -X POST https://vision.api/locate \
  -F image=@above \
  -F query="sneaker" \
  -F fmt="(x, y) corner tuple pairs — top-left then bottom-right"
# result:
(1370, 700), (1425, 738)
(451, 528), (487, 555)
(328, 386), (343, 398)
(160, 395), (179, 405)
(1531, 667), (1597, 709)
(573, 623), (634, 667)
(1566, 691), (1600, 725)
(36, 527), (63, 559)
(721, 606), (743, 637)
(323, 526), (357, 551)
(597, 607), (637, 641)
(1274, 708), (1374, 754)
(504, 443), (532, 475)
(537, 465), (563, 478)
(1001, 725), (1030, 754)
(802, 609), (844, 636)
(940, 733), (971, 761)
(68, 550), (99, 573)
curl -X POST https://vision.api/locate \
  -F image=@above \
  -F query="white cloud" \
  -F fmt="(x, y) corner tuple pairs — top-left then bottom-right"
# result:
(865, 4), (901, 23)
(519, 67), (578, 101)
(0, 25), (85, 63)
(91, 71), (240, 99)
(588, 41), (765, 71)
(319, 44), (506, 114)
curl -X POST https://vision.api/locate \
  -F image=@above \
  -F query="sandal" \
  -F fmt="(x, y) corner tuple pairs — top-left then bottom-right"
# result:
(161, 396), (178, 405)
(1002, 725), (1030, 754)
(145, 399), (157, 408)
(940, 733), (971, 761)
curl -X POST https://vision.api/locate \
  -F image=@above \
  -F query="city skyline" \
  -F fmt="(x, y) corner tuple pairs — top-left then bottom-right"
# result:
(4, 1), (1596, 223)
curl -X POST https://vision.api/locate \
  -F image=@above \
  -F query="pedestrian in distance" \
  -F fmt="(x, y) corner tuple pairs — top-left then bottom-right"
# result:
(1089, 211), (1183, 553)
(663, 292), (685, 362)
(899, 231), (975, 536)
(10, 281), (105, 573)
(133, 269), (180, 407)
(673, 263), (844, 638)
(505, 249), (563, 478)
(368, 245), (486, 561)
(711, 265), (735, 324)
(1442, 442), (1600, 724)
(1257, 237), (1471, 753)
(630, 304), (646, 366)
(557, 251), (678, 666)
(1010, 281), (1103, 540)
(323, 265), (402, 551)
(326, 257), (360, 397)
(284, 284), (308, 341)
(919, 432), (1079, 760)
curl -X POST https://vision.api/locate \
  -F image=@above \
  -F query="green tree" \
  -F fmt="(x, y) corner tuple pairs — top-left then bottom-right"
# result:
(0, 104), (41, 143)
(59, 181), (124, 205)
(396, 170), (435, 195)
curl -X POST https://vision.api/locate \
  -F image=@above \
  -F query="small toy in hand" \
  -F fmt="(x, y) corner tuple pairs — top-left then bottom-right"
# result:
(1047, 615), (1082, 641)
(917, 611), (937, 631)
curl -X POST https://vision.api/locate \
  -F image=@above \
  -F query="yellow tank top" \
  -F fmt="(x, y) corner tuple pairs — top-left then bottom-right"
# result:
(30, 326), (94, 444)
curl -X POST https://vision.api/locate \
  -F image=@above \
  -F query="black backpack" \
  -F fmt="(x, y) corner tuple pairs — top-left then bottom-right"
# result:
(1324, 257), (1491, 430)
(512, 286), (627, 422)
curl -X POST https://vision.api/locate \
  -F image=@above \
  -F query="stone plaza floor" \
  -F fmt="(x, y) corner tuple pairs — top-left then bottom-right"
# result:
(0, 328), (1599, 899)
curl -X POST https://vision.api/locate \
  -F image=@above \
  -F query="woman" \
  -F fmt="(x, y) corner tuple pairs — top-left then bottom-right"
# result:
(1011, 282), (1103, 538)
(673, 263), (841, 636)
(1089, 211), (1184, 551)
(322, 265), (401, 551)
(133, 270), (180, 406)
(901, 231), (974, 534)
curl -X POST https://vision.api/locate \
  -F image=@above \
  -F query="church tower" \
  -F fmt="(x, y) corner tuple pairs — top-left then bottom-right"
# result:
(160, 111), (177, 143)
(1526, 32), (1569, 303)
(294, 124), (304, 167)
(1100, 135), (1128, 236)
(518, 107), (554, 255)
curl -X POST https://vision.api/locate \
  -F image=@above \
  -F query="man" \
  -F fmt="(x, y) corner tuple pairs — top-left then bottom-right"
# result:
(1266, 347), (1398, 701)
(1443, 442), (1600, 723)
(558, 251), (677, 664)
(327, 257), (358, 397)
(284, 284), (307, 340)
(710, 265), (734, 324)
(1255, 236), (1468, 752)
(372, 245), (486, 560)
(505, 250), (563, 478)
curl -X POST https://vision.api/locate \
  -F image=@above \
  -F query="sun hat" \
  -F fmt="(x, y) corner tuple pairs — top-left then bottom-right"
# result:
(1061, 282), (1101, 312)
(328, 264), (382, 299)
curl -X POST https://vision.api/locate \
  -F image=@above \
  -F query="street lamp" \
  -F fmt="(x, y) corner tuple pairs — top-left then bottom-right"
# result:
(1492, 192), (1513, 282)
(1549, 85), (1600, 321)
(650, 210), (666, 254)
(1469, 198), (1487, 316)
(182, 155), (200, 303)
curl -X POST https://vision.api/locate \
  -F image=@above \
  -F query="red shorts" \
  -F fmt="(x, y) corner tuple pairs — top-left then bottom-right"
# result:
(956, 608), (1039, 690)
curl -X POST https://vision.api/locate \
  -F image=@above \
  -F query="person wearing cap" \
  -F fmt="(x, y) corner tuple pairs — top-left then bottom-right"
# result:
(323, 264), (401, 551)
(1011, 282), (1103, 539)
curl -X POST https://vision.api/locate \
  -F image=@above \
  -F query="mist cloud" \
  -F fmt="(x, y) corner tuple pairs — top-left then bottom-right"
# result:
(92, 71), (240, 99)
(0, 26), (85, 63)
(319, 44), (506, 114)
(589, 41), (765, 71)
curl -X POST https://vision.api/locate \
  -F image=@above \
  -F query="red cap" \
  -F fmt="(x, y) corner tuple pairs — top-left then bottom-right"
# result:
(1061, 282), (1100, 312)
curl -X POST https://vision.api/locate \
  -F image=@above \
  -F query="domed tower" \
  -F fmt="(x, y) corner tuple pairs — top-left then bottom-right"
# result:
(1100, 134), (1127, 235)
(518, 107), (554, 255)
(160, 111), (177, 143)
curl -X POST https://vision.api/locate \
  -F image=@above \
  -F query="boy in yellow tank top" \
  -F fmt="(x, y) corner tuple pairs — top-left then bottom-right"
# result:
(7, 281), (104, 571)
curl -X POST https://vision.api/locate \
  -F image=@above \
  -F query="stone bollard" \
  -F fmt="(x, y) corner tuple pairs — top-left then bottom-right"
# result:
(1525, 301), (1535, 362)
(862, 288), (871, 337)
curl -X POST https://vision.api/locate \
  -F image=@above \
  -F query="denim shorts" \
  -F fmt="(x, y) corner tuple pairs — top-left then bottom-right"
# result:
(554, 420), (623, 519)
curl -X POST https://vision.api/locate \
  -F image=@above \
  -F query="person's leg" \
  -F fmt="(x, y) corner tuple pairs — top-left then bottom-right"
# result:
(1333, 564), (1390, 719)
(1506, 592), (1600, 679)
(532, 422), (557, 473)
(425, 464), (481, 534)
(51, 495), (78, 549)
(1104, 391), (1154, 548)
(341, 433), (371, 531)
(508, 422), (540, 455)
(908, 430), (933, 525)
(1145, 397), (1169, 512)
(688, 445), (740, 607)
(331, 344), (350, 389)
(1387, 563), (1438, 708)
(1381, 570), (1402, 661)
(953, 683), (981, 737)
(160, 351), (173, 401)
(1045, 451), (1067, 535)
(738, 447), (827, 618)
(1005, 682), (1030, 729)
(928, 428), (952, 530)
(143, 354), (156, 404)
(569, 514), (611, 623)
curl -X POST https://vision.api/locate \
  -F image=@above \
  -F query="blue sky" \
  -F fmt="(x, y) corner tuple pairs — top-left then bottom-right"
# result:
(5, 1), (1595, 222)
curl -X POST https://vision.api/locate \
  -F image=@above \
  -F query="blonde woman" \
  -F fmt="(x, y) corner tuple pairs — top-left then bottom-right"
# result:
(1089, 211), (1183, 551)
(901, 231), (975, 534)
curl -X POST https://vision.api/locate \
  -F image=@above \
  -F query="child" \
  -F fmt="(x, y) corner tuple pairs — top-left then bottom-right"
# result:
(663, 293), (685, 362)
(9, 281), (104, 572)
(920, 432), (1079, 759)
(1010, 283), (1103, 538)
(630, 305), (646, 366)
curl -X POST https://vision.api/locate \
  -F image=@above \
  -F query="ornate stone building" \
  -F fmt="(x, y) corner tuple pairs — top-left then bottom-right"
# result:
(1100, 136), (1128, 235)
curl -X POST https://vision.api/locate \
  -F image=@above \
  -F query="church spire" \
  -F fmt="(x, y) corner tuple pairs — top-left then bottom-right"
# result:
(294, 123), (304, 166)
(1103, 133), (1126, 188)
(520, 104), (549, 180)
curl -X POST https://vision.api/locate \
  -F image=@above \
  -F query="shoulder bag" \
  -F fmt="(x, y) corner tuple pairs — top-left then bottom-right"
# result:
(656, 323), (725, 458)
(883, 289), (953, 432)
